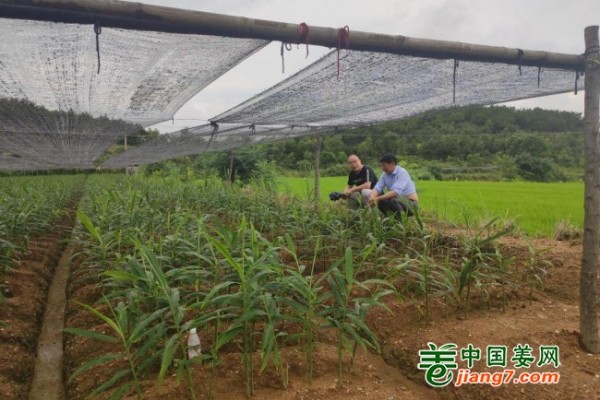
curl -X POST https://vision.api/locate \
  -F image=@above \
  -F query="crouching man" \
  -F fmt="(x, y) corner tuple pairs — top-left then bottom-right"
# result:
(343, 154), (378, 209)
(368, 153), (419, 216)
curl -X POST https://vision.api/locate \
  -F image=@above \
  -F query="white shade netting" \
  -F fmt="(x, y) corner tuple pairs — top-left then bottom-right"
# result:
(0, 16), (583, 170)
(213, 50), (580, 127)
(103, 123), (332, 168)
(0, 17), (267, 170)
(0, 18), (267, 126)
(106, 49), (581, 168)
(0, 154), (55, 171)
(0, 98), (142, 170)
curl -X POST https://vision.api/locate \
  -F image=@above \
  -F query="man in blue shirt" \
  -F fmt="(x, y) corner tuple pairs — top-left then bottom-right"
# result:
(368, 153), (419, 215)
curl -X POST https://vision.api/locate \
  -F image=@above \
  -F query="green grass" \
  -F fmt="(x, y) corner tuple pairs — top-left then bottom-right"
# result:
(279, 177), (584, 237)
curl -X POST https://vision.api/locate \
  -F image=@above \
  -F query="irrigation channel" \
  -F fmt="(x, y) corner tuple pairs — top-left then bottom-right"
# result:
(22, 197), (80, 400)
(28, 238), (74, 399)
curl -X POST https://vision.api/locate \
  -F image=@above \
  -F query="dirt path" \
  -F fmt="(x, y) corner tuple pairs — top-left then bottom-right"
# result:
(28, 238), (75, 400)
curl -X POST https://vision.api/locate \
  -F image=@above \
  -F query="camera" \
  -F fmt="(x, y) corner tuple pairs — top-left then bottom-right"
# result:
(329, 191), (344, 201)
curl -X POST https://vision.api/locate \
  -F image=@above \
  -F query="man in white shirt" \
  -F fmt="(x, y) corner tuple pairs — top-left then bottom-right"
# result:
(368, 153), (419, 215)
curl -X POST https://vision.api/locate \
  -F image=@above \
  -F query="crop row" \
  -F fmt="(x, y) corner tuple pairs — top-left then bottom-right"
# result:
(67, 175), (546, 399)
(0, 175), (83, 300)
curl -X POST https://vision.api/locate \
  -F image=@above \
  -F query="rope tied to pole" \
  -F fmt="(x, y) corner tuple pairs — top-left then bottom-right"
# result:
(280, 23), (310, 74)
(280, 42), (293, 73)
(453, 59), (459, 104)
(298, 22), (310, 58)
(336, 25), (350, 79)
(93, 21), (102, 74)
(281, 23), (311, 74)
(203, 121), (219, 153)
(516, 49), (524, 75)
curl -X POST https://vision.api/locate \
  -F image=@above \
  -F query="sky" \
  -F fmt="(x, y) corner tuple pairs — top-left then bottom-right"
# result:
(131, 0), (600, 133)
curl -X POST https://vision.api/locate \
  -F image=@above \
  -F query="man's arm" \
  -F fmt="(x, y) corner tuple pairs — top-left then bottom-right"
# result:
(375, 189), (398, 200)
(369, 187), (398, 205)
(372, 175), (384, 194)
(343, 185), (353, 197)
(368, 188), (380, 206)
(346, 181), (371, 193)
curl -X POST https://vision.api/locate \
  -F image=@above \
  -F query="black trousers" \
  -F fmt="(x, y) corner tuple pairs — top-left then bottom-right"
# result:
(377, 197), (419, 216)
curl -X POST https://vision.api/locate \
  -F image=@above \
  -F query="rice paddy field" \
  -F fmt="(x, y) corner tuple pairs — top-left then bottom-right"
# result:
(279, 177), (584, 237)
(0, 174), (596, 400)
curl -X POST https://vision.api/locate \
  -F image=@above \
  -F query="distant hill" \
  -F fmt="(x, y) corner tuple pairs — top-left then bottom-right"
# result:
(148, 105), (585, 182)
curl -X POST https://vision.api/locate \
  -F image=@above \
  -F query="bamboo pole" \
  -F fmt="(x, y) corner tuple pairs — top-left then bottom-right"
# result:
(227, 150), (234, 184)
(580, 25), (600, 353)
(0, 0), (584, 71)
(314, 132), (322, 209)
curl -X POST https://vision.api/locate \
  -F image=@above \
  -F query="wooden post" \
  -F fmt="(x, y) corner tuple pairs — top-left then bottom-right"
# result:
(314, 132), (322, 208)
(580, 25), (600, 353)
(227, 149), (234, 185)
(0, 0), (584, 70)
(123, 135), (127, 151)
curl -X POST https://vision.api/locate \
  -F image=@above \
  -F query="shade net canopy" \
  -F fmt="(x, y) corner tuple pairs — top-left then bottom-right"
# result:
(105, 49), (579, 168)
(0, 12), (582, 171)
(0, 18), (267, 127)
(0, 98), (142, 170)
(213, 50), (578, 128)
(103, 123), (333, 168)
(0, 17), (267, 170)
(0, 153), (57, 171)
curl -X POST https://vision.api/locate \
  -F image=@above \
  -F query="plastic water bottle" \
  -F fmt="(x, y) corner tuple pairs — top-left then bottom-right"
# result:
(187, 328), (201, 359)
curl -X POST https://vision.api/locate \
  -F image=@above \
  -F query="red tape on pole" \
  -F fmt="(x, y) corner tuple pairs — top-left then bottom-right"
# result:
(336, 25), (350, 78)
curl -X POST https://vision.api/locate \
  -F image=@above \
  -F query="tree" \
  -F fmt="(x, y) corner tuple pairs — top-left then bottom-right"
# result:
(515, 154), (565, 182)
